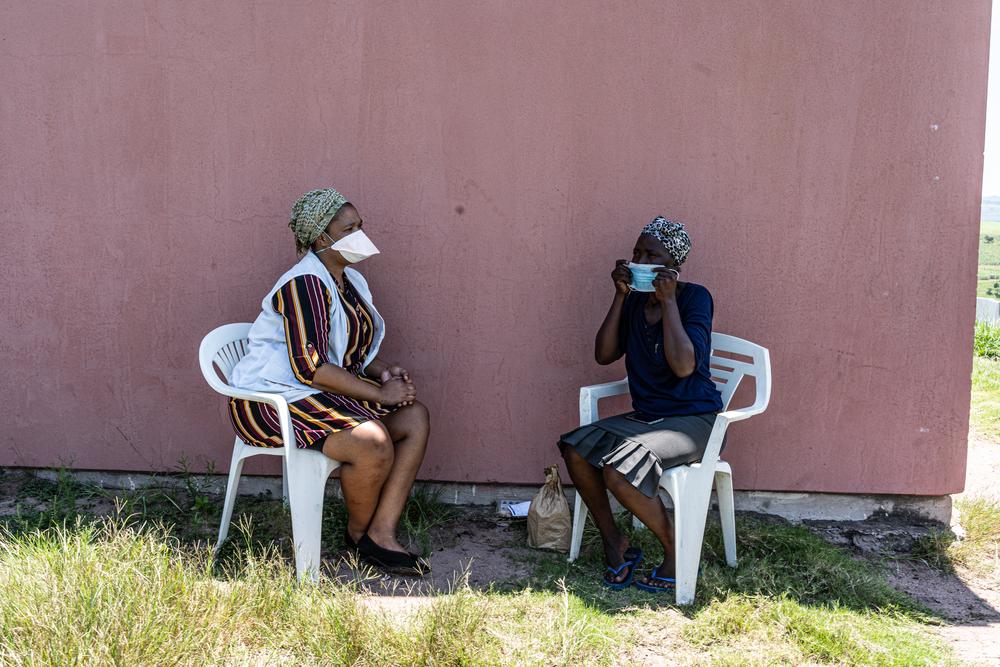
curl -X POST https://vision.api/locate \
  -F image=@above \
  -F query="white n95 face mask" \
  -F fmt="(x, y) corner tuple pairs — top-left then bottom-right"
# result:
(316, 230), (380, 263)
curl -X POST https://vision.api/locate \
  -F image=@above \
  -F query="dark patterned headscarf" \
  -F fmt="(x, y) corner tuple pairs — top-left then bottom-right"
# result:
(289, 188), (348, 251)
(641, 216), (691, 267)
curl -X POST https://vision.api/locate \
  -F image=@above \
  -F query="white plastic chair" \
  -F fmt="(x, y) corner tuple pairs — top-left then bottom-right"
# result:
(567, 332), (771, 605)
(198, 323), (341, 582)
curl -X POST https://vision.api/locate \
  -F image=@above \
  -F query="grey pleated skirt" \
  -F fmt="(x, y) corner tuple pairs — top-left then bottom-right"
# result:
(558, 412), (720, 498)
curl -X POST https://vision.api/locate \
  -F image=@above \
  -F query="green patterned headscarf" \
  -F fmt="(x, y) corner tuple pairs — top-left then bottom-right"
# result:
(289, 188), (348, 251)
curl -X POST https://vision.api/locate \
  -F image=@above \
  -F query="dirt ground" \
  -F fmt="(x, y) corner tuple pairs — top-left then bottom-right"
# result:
(933, 435), (1000, 665)
(341, 506), (1000, 664)
(810, 511), (1000, 666)
(345, 435), (1000, 665)
(324, 510), (539, 595)
(966, 435), (1000, 502)
(1, 436), (998, 664)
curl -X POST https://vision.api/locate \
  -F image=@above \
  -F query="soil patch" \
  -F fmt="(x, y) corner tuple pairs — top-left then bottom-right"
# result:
(3, 467), (998, 663)
(807, 513), (1000, 665)
(324, 509), (541, 595)
(965, 435), (1000, 502)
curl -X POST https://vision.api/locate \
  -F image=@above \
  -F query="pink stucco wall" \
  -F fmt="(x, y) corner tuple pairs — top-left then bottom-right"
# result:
(0, 2), (990, 495)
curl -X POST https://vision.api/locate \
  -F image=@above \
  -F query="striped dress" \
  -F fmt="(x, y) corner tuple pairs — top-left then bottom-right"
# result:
(228, 274), (395, 451)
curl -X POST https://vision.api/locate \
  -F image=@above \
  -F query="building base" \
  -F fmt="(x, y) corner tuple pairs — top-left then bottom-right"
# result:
(24, 468), (952, 525)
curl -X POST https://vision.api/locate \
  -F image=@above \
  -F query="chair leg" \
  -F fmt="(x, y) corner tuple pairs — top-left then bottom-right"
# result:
(281, 456), (289, 506)
(285, 453), (334, 582)
(715, 469), (737, 568)
(568, 491), (588, 562)
(215, 439), (247, 553)
(671, 474), (713, 606)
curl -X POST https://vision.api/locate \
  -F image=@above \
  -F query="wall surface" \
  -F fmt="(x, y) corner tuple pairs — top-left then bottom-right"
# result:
(0, 1), (990, 494)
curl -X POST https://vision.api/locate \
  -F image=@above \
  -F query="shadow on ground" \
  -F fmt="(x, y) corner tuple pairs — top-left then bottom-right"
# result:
(2, 466), (997, 662)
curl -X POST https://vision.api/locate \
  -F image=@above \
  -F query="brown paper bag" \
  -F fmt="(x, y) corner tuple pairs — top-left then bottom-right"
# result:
(527, 465), (572, 552)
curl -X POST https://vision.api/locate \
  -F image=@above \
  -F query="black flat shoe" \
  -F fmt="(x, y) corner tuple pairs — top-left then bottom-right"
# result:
(344, 529), (359, 554)
(357, 534), (430, 577)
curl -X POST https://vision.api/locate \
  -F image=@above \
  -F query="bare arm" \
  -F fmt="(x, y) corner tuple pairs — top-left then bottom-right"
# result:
(364, 356), (391, 380)
(595, 292), (627, 364)
(659, 298), (696, 377)
(595, 260), (632, 365)
(311, 363), (415, 406)
(653, 269), (696, 377)
(311, 363), (382, 402)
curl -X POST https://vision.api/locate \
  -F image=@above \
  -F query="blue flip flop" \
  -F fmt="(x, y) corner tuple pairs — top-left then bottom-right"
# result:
(603, 547), (643, 590)
(634, 571), (676, 593)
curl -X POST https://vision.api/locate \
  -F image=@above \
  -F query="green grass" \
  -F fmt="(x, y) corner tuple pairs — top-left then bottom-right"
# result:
(517, 513), (949, 665)
(951, 497), (1000, 582)
(0, 521), (621, 666)
(0, 472), (956, 666)
(0, 476), (622, 666)
(971, 355), (1000, 439)
(907, 496), (999, 591)
(976, 220), (1000, 297)
(971, 325), (1000, 438)
(974, 321), (1000, 359)
(399, 486), (461, 557)
(682, 595), (946, 667)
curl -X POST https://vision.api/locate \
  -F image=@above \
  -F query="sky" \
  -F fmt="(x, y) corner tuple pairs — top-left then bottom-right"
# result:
(983, 0), (999, 196)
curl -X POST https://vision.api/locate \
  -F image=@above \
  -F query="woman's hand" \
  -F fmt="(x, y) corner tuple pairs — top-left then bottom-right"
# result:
(388, 365), (410, 382)
(379, 366), (415, 405)
(368, 358), (410, 384)
(612, 260), (631, 295)
(378, 376), (416, 407)
(652, 267), (679, 303)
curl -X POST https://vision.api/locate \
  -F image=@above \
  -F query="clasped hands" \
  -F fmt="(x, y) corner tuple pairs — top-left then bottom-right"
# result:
(377, 365), (417, 407)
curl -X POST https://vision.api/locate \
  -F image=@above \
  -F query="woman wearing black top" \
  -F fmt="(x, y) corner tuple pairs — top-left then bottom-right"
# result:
(559, 217), (723, 592)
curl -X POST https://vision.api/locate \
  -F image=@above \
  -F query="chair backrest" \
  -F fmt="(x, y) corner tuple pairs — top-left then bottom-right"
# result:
(198, 323), (253, 397)
(709, 332), (771, 414)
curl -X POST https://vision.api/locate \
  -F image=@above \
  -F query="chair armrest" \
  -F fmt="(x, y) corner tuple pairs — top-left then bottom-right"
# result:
(581, 379), (629, 401)
(702, 396), (769, 462)
(211, 385), (293, 429)
(232, 390), (290, 411)
(210, 384), (288, 410)
(221, 388), (302, 454)
(717, 395), (768, 424)
(579, 378), (628, 426)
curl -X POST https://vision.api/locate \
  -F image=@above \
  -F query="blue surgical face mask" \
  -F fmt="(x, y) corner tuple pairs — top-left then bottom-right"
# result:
(627, 262), (679, 292)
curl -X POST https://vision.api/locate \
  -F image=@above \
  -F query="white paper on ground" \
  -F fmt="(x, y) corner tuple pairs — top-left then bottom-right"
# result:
(498, 500), (531, 518)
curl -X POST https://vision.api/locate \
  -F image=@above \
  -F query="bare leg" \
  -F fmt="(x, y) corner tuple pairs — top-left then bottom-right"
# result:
(365, 401), (430, 552)
(320, 421), (395, 543)
(603, 466), (676, 584)
(561, 446), (633, 583)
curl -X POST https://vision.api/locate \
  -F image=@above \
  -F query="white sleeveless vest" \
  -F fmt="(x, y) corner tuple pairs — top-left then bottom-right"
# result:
(229, 251), (385, 401)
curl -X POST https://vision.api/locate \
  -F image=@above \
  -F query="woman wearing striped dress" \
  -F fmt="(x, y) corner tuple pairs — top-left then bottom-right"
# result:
(228, 188), (430, 576)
